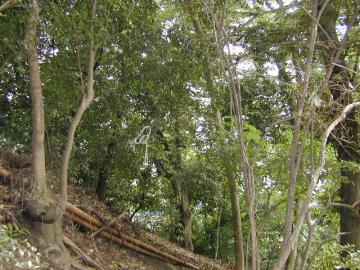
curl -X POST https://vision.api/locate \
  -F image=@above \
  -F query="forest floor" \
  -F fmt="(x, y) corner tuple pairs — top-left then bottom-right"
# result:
(0, 149), (232, 270)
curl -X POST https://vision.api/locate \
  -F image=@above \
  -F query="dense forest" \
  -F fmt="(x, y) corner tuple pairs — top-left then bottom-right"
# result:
(0, 0), (360, 269)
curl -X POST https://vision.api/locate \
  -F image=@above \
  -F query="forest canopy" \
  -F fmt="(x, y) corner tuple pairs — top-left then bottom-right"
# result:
(0, 0), (360, 269)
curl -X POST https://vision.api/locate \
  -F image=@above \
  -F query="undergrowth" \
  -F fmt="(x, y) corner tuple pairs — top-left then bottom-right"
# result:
(0, 223), (44, 269)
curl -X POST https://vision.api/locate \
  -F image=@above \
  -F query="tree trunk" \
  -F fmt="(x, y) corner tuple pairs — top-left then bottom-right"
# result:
(225, 160), (246, 270)
(96, 141), (116, 202)
(318, 0), (360, 252)
(181, 3), (246, 265)
(339, 170), (360, 250)
(180, 190), (194, 251)
(155, 129), (194, 251)
(96, 168), (107, 202)
(23, 1), (70, 268)
(25, 0), (46, 198)
(60, 0), (97, 207)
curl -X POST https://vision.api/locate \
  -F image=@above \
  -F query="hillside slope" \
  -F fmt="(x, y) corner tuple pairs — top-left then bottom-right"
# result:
(0, 149), (231, 270)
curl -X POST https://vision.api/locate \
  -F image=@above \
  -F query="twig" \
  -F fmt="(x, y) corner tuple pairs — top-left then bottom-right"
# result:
(301, 2), (337, 49)
(90, 212), (125, 238)
(331, 62), (360, 76)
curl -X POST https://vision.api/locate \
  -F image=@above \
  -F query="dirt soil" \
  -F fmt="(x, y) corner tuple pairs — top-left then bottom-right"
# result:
(0, 149), (232, 270)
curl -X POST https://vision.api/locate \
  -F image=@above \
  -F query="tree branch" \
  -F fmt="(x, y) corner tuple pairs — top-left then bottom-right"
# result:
(0, 0), (15, 13)
(60, 0), (97, 206)
(272, 101), (360, 270)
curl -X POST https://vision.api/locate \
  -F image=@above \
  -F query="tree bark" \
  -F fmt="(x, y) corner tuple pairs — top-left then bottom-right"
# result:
(96, 168), (107, 202)
(180, 190), (194, 251)
(339, 170), (360, 250)
(60, 0), (97, 207)
(224, 159), (246, 270)
(24, 0), (46, 197)
(318, 0), (360, 253)
(23, 1), (70, 268)
(96, 141), (116, 202)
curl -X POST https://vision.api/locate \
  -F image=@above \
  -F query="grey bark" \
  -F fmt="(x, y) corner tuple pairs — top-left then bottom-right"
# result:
(180, 190), (194, 251)
(60, 0), (97, 207)
(23, 1), (70, 268)
(224, 158), (246, 270)
(272, 102), (360, 269)
(24, 0), (47, 197)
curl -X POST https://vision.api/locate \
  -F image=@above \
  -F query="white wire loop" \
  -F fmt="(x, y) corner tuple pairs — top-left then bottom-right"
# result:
(128, 126), (151, 168)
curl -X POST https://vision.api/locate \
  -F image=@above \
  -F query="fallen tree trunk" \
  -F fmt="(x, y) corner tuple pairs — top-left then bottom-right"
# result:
(65, 203), (199, 270)
(65, 213), (170, 262)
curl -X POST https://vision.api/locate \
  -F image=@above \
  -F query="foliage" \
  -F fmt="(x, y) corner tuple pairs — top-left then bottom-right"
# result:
(312, 243), (360, 270)
(0, 223), (44, 269)
(1, 0), (360, 268)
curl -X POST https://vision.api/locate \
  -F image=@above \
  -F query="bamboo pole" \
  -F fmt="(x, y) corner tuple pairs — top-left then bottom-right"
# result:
(65, 203), (199, 269)
(65, 213), (169, 262)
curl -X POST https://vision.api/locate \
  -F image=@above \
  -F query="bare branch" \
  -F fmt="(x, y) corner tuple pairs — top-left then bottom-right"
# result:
(331, 200), (360, 210)
(282, 0), (318, 251)
(273, 101), (360, 270)
(0, 0), (15, 13)
(331, 62), (360, 76)
(301, 6), (337, 49)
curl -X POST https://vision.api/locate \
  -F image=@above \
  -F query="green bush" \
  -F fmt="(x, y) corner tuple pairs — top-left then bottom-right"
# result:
(312, 242), (360, 270)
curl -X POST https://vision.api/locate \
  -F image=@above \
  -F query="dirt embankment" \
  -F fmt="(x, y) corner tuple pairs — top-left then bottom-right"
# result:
(0, 149), (232, 270)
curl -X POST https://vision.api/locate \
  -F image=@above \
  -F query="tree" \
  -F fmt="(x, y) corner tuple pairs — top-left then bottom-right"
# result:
(22, 1), (69, 268)
(21, 0), (97, 267)
(318, 0), (360, 253)
(1, 0), (360, 268)
(181, 1), (246, 267)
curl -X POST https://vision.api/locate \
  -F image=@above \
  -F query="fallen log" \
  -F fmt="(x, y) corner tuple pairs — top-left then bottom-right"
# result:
(65, 213), (170, 263)
(65, 203), (199, 270)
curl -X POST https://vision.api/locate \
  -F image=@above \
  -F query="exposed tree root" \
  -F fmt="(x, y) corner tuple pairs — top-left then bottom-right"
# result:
(64, 236), (105, 270)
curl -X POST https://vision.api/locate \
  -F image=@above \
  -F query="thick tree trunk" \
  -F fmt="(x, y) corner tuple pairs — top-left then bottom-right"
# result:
(319, 1), (360, 252)
(25, 0), (46, 197)
(339, 170), (360, 250)
(169, 177), (194, 251)
(95, 141), (116, 202)
(23, 1), (70, 268)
